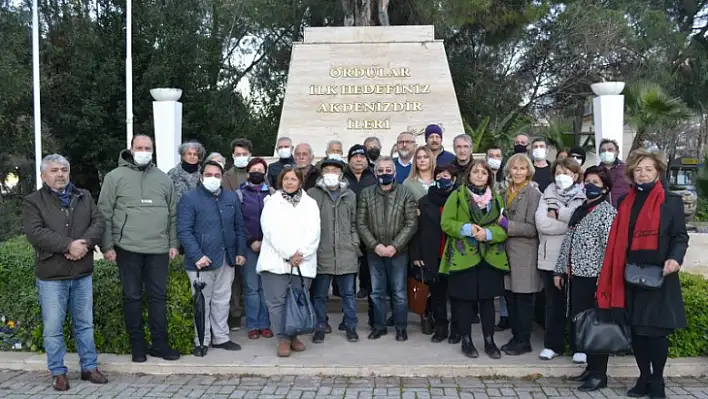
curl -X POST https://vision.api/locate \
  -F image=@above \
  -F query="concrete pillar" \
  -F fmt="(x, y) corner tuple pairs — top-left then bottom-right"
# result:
(591, 82), (625, 156)
(150, 88), (183, 173)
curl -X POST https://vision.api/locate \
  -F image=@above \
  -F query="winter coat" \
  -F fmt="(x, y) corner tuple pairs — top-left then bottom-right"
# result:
(451, 158), (472, 185)
(534, 184), (586, 271)
(356, 183), (418, 253)
(344, 168), (378, 198)
(503, 182), (543, 293)
(176, 184), (247, 271)
(435, 150), (456, 166)
(602, 160), (630, 208)
(409, 187), (451, 278)
(256, 190), (321, 278)
(98, 150), (178, 254)
(307, 179), (360, 275)
(267, 157), (295, 188)
(223, 167), (248, 191)
(403, 178), (434, 201)
(23, 184), (104, 281)
(235, 182), (274, 246)
(555, 200), (616, 278)
(167, 163), (201, 203)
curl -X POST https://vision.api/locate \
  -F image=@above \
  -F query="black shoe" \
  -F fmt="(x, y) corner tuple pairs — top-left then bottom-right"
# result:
(312, 331), (325, 344)
(386, 316), (394, 327)
(471, 314), (480, 324)
(149, 346), (181, 360)
(131, 341), (147, 363)
(395, 329), (408, 342)
(627, 375), (650, 397)
(212, 340), (242, 351)
(338, 321), (346, 331)
(346, 328), (359, 342)
(431, 330), (449, 343)
(495, 316), (509, 331)
(448, 332), (461, 344)
(502, 340), (532, 356)
(324, 323), (332, 334)
(461, 336), (479, 358)
(648, 377), (665, 399)
(483, 335), (501, 359)
(356, 289), (369, 299)
(569, 370), (593, 382)
(367, 328), (388, 340)
(192, 346), (208, 357)
(500, 337), (518, 352)
(132, 353), (147, 363)
(421, 315), (434, 335)
(578, 375), (607, 392)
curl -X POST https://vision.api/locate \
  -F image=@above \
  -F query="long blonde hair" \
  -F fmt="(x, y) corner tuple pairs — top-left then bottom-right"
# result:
(407, 146), (436, 181)
(503, 153), (535, 185)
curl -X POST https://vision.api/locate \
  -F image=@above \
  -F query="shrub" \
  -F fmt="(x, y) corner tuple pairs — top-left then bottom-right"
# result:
(668, 272), (708, 357)
(0, 236), (194, 355)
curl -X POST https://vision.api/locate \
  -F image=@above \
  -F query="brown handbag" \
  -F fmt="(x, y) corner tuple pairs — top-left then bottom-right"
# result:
(407, 277), (430, 315)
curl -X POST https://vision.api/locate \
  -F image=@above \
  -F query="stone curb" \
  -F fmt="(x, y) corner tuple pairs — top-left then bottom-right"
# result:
(0, 352), (706, 378)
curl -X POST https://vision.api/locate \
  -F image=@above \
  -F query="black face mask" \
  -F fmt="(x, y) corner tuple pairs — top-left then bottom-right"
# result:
(248, 172), (265, 185)
(636, 181), (657, 192)
(514, 144), (527, 154)
(366, 148), (380, 162)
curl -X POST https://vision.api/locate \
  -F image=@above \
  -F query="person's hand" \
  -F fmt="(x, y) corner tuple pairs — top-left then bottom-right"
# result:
(196, 255), (212, 269)
(554, 275), (564, 290)
(250, 241), (261, 253)
(68, 239), (88, 259)
(289, 252), (303, 266)
(473, 227), (487, 242)
(663, 259), (681, 275)
(374, 244), (387, 257)
(235, 256), (246, 266)
(103, 249), (117, 263)
(413, 260), (425, 267)
(547, 210), (558, 219)
(169, 248), (179, 260)
(65, 253), (79, 261)
(385, 245), (397, 257)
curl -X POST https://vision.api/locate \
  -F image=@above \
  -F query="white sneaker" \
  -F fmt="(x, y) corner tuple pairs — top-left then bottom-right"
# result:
(573, 352), (587, 364)
(539, 348), (558, 360)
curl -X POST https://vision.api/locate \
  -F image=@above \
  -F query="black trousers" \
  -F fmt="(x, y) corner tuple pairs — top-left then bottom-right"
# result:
(115, 247), (170, 349)
(541, 271), (566, 353)
(358, 251), (371, 292)
(632, 334), (669, 379)
(505, 290), (535, 343)
(429, 275), (458, 334)
(453, 297), (495, 337)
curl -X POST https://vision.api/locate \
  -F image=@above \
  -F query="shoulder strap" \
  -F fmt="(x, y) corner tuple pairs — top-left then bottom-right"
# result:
(235, 189), (243, 204)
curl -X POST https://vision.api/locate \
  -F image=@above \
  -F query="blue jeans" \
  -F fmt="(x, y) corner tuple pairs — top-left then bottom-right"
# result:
(313, 273), (358, 331)
(36, 275), (98, 376)
(242, 248), (270, 330)
(367, 253), (408, 330)
(499, 296), (508, 317)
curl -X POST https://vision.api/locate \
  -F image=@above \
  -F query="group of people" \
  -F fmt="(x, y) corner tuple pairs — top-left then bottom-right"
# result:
(23, 125), (688, 399)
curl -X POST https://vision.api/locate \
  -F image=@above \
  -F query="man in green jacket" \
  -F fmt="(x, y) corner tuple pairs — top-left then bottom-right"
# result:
(97, 135), (180, 363)
(356, 156), (418, 342)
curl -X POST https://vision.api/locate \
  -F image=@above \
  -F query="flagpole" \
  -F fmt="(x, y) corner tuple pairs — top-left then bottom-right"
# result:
(32, 0), (42, 190)
(126, 0), (133, 149)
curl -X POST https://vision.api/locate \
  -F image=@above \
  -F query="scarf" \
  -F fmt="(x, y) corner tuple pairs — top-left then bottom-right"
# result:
(506, 181), (528, 207)
(281, 189), (302, 206)
(568, 195), (608, 228)
(427, 185), (452, 207)
(54, 183), (73, 208)
(596, 181), (664, 309)
(470, 186), (492, 208)
(181, 161), (199, 174)
(464, 187), (501, 226)
(554, 183), (583, 205)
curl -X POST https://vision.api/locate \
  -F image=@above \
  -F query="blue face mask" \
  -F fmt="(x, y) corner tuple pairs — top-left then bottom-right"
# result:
(584, 183), (603, 199)
(378, 173), (395, 185)
(636, 181), (656, 192)
(436, 178), (454, 191)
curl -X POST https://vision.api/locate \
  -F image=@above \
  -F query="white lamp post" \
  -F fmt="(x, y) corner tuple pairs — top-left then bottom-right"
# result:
(32, 0), (42, 190)
(126, 0), (133, 149)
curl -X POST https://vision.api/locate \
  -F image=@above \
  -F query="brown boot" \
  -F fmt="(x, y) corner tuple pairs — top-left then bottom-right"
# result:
(52, 375), (69, 391)
(277, 340), (292, 357)
(81, 369), (108, 384)
(290, 337), (306, 352)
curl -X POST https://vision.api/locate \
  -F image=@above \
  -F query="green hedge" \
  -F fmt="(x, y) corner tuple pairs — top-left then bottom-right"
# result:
(1, 236), (707, 357)
(0, 236), (194, 354)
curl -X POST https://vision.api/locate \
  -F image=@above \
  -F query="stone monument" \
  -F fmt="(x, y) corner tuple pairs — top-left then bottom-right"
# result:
(591, 81), (627, 155)
(150, 88), (183, 172)
(275, 25), (464, 155)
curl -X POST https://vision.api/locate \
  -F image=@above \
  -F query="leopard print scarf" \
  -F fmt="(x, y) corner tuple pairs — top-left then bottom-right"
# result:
(281, 189), (302, 206)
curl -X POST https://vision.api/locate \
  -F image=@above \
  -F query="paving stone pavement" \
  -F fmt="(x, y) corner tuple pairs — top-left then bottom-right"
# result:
(0, 370), (707, 399)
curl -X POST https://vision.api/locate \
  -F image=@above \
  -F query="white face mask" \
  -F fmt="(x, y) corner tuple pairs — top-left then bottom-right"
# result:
(487, 158), (502, 170)
(202, 177), (221, 192)
(277, 148), (292, 159)
(600, 151), (616, 164)
(133, 151), (153, 166)
(532, 148), (547, 161)
(233, 155), (249, 168)
(322, 173), (341, 188)
(555, 174), (574, 190)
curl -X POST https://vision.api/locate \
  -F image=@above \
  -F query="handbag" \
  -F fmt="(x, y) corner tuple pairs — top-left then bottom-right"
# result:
(624, 263), (664, 289)
(573, 308), (632, 355)
(283, 265), (316, 337)
(407, 268), (430, 316)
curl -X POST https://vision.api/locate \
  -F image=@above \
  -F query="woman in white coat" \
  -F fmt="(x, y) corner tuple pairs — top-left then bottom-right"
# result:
(257, 166), (321, 358)
(534, 157), (585, 361)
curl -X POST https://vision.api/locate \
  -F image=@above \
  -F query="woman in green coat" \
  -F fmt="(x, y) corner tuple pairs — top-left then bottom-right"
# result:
(440, 159), (509, 359)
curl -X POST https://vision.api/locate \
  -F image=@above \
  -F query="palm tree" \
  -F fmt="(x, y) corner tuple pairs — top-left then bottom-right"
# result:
(625, 84), (692, 152)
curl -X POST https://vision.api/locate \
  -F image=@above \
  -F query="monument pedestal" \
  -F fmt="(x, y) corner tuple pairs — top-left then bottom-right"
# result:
(150, 88), (183, 173)
(276, 26), (464, 155)
(591, 82), (625, 155)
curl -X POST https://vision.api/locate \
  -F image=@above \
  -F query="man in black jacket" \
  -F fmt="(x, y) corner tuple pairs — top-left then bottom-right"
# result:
(267, 136), (295, 188)
(23, 154), (107, 391)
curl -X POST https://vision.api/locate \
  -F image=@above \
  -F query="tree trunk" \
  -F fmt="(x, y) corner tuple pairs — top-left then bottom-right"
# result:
(630, 128), (645, 152)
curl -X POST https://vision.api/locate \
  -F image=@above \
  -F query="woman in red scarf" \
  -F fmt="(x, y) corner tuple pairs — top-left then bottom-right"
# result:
(595, 149), (688, 398)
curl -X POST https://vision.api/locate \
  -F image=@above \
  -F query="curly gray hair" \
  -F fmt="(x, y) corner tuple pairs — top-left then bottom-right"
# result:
(178, 141), (206, 160)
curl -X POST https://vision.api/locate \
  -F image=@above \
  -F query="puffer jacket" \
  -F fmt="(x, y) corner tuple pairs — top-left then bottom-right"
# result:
(307, 178), (360, 275)
(356, 183), (418, 253)
(534, 183), (586, 271)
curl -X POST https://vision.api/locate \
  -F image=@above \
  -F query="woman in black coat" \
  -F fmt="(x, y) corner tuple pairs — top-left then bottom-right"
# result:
(409, 163), (460, 344)
(595, 149), (688, 398)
